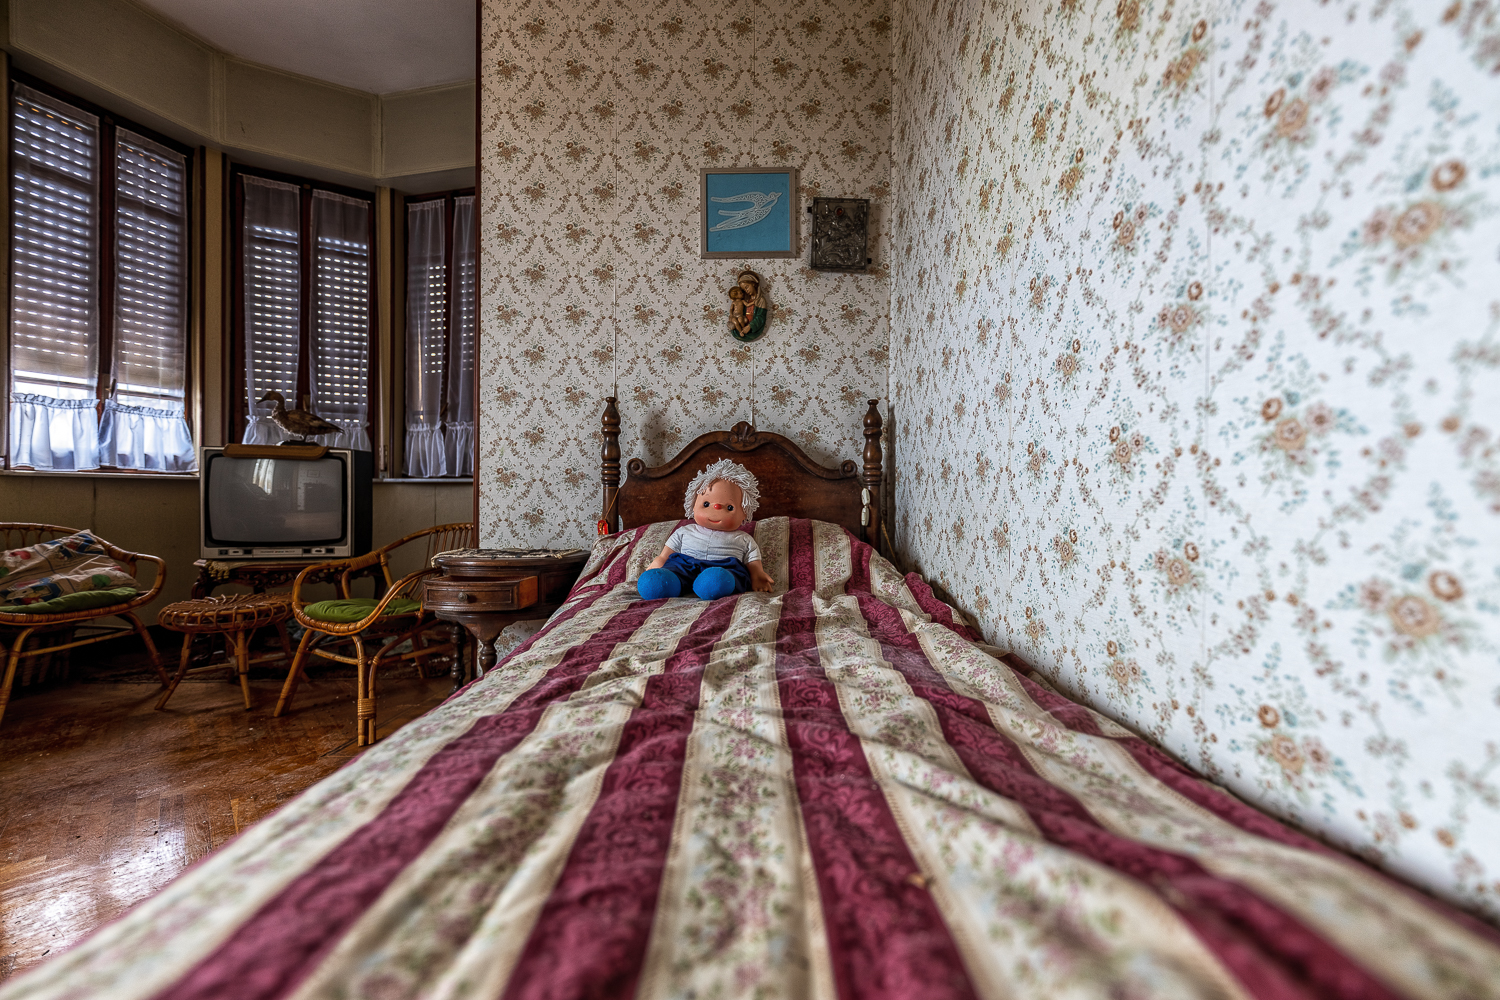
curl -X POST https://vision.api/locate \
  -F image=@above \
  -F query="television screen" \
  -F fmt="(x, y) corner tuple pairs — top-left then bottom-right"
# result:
(205, 454), (347, 544)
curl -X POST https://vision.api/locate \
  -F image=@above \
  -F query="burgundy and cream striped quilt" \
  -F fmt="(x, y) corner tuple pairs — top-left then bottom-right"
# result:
(6, 517), (1499, 1000)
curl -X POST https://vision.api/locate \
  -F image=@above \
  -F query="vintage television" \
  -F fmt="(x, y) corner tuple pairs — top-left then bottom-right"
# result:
(200, 447), (373, 560)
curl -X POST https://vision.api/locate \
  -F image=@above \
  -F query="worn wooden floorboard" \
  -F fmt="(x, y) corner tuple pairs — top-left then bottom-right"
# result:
(0, 662), (450, 981)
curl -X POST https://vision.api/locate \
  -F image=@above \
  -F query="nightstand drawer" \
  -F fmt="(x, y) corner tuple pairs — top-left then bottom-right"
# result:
(424, 575), (539, 614)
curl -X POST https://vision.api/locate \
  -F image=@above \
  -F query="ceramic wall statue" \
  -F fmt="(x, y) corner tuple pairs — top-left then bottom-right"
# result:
(728, 270), (767, 342)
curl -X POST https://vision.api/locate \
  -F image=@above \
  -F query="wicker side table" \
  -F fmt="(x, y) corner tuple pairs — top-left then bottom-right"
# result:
(156, 594), (294, 711)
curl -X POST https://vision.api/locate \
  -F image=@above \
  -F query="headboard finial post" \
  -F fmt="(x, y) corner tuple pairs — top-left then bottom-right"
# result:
(601, 397), (621, 532)
(862, 399), (883, 547)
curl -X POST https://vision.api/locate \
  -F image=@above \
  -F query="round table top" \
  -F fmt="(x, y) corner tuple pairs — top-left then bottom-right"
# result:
(434, 548), (588, 572)
(159, 593), (292, 630)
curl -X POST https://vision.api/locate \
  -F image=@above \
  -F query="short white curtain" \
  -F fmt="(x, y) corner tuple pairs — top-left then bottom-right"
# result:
(405, 199), (447, 477)
(10, 394), (101, 471)
(242, 175), (301, 445)
(445, 195), (476, 478)
(99, 399), (195, 471)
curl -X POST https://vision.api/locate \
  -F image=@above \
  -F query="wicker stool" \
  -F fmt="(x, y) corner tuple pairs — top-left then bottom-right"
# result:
(156, 594), (294, 711)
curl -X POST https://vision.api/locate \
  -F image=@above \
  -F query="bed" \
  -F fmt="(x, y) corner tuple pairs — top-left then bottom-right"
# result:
(4, 398), (1499, 1000)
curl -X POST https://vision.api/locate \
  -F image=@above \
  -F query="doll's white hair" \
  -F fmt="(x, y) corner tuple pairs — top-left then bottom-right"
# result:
(683, 459), (761, 520)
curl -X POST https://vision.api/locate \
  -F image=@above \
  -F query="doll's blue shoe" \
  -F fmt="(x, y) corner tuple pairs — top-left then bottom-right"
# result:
(637, 568), (682, 600)
(692, 567), (737, 601)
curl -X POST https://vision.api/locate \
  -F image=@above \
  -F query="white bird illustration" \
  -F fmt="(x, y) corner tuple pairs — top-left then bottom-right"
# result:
(709, 191), (781, 231)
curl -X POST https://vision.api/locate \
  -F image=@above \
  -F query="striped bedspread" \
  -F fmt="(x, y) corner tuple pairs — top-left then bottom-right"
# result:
(5, 517), (1499, 1000)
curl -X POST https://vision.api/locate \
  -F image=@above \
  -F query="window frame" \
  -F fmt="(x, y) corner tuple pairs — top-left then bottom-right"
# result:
(3, 69), (196, 473)
(399, 186), (474, 479)
(228, 163), (379, 450)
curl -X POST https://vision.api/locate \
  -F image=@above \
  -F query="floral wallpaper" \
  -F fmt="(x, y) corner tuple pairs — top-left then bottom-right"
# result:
(478, 0), (893, 546)
(888, 0), (1500, 919)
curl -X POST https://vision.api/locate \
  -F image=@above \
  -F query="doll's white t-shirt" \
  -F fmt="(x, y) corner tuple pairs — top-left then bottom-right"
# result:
(665, 524), (762, 565)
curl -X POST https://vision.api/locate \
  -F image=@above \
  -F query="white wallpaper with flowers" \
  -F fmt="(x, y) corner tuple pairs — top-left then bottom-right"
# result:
(478, 0), (892, 546)
(888, 0), (1500, 918)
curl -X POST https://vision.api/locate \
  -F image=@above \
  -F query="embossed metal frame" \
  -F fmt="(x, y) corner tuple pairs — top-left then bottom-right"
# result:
(809, 197), (871, 273)
(699, 166), (800, 259)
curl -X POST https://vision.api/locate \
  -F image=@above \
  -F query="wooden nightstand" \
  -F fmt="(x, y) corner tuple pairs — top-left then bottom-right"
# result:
(425, 548), (588, 690)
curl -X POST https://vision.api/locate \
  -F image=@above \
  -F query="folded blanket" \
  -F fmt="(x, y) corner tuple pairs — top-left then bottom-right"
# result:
(0, 532), (137, 605)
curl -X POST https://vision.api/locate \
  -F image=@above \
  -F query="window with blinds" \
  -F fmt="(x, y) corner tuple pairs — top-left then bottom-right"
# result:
(9, 85), (99, 401)
(241, 176), (300, 442)
(403, 191), (475, 478)
(6, 78), (194, 472)
(309, 191), (372, 435)
(235, 171), (374, 452)
(113, 131), (188, 407)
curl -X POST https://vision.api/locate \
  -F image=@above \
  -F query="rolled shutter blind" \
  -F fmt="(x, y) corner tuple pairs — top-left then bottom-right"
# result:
(241, 175), (301, 443)
(309, 190), (373, 450)
(9, 84), (99, 398)
(113, 130), (187, 407)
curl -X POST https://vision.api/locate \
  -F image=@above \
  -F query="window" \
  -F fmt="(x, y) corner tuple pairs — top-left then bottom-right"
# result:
(6, 78), (193, 472)
(404, 192), (474, 477)
(232, 169), (375, 451)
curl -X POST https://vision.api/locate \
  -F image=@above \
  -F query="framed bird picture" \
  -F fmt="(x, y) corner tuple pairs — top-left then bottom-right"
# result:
(699, 167), (799, 259)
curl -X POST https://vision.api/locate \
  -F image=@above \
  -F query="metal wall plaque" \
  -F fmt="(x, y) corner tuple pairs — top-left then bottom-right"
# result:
(809, 197), (870, 272)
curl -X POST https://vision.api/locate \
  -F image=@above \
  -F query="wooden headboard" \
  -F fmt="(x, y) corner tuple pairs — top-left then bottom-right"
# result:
(600, 398), (883, 545)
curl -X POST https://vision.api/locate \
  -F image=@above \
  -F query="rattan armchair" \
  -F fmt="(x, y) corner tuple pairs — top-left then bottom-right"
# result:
(1, 523), (168, 729)
(273, 522), (473, 746)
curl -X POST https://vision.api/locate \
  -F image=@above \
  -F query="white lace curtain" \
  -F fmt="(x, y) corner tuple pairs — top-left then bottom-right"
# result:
(404, 199), (446, 476)
(403, 195), (475, 478)
(446, 195), (476, 477)
(242, 175), (302, 446)
(309, 190), (372, 451)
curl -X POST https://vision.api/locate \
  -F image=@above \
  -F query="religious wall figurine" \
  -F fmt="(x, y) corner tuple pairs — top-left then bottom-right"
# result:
(728, 270), (767, 342)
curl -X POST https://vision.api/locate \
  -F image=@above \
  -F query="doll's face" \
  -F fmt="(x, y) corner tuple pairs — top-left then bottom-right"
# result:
(692, 479), (747, 532)
(738, 277), (758, 301)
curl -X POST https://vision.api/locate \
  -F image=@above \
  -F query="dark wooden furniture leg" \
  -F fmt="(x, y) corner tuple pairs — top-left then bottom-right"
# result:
(477, 632), (499, 680)
(449, 622), (469, 693)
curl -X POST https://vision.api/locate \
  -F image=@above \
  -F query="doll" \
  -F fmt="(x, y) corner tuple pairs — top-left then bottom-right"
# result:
(637, 459), (775, 600)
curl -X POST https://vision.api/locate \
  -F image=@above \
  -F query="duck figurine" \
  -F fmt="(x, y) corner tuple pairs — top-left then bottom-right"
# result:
(258, 392), (342, 443)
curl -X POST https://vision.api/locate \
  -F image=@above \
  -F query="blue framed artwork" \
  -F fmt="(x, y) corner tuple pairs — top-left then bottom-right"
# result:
(699, 167), (799, 259)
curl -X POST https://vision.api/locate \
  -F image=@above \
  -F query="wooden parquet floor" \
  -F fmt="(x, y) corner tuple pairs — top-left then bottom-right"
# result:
(0, 655), (451, 982)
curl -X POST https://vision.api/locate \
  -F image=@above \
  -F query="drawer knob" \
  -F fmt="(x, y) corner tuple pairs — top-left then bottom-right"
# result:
(457, 592), (475, 603)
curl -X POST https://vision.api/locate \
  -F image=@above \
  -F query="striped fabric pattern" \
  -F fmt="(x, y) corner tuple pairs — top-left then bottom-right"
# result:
(5, 518), (1500, 1000)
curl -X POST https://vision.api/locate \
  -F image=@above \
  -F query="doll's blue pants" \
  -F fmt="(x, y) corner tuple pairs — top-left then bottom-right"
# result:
(638, 553), (750, 601)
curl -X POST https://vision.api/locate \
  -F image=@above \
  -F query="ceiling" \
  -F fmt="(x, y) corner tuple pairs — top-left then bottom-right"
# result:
(136, 0), (475, 95)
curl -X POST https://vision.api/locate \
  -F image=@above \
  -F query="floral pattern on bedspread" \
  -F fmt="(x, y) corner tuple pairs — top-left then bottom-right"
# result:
(3, 519), (1499, 1000)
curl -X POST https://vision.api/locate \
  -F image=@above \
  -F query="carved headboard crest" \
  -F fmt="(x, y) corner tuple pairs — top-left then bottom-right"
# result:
(600, 399), (882, 544)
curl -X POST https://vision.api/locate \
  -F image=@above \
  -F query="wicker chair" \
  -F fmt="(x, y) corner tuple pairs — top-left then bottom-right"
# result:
(274, 522), (473, 746)
(0, 523), (168, 729)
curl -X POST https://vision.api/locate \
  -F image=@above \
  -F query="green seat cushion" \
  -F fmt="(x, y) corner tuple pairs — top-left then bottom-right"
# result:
(302, 597), (421, 624)
(0, 586), (140, 616)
